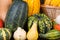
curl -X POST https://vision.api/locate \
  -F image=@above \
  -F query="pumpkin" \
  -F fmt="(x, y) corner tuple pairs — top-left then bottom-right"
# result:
(5, 0), (28, 32)
(23, 0), (40, 17)
(0, 0), (12, 21)
(28, 13), (52, 34)
(0, 28), (11, 40)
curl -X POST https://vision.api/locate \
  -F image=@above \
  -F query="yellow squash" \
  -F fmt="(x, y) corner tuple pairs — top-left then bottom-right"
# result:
(58, 4), (60, 7)
(50, 0), (60, 6)
(57, 0), (60, 7)
(27, 21), (38, 40)
(44, 0), (51, 5)
(23, 0), (40, 17)
(44, 0), (60, 7)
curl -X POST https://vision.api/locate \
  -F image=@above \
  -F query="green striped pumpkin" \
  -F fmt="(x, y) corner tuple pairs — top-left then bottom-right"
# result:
(28, 14), (52, 34)
(0, 28), (11, 40)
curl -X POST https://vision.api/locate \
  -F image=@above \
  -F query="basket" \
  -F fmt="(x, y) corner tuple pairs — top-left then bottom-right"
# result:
(41, 5), (60, 19)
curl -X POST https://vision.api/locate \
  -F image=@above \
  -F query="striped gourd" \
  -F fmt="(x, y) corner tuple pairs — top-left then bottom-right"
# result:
(0, 28), (11, 40)
(5, 0), (28, 32)
(28, 14), (52, 34)
(39, 30), (60, 40)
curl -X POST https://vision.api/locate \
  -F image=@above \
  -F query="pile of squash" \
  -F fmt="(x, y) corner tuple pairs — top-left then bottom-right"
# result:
(0, 0), (40, 40)
(0, 0), (60, 40)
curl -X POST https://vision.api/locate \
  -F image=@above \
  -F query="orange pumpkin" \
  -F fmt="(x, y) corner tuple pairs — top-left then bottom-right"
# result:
(23, 0), (40, 17)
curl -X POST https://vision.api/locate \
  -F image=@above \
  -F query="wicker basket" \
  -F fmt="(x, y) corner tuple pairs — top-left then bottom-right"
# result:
(41, 5), (60, 19)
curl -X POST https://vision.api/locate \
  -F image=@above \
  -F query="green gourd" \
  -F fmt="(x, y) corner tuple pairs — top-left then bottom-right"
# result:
(0, 28), (11, 40)
(28, 14), (52, 34)
(39, 30), (60, 40)
(5, 0), (28, 32)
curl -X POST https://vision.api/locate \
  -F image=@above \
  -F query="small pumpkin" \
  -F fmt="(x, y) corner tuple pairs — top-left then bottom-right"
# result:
(23, 0), (40, 17)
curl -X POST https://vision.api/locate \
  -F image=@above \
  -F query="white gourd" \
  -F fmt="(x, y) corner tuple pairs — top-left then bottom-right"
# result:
(13, 27), (26, 40)
(55, 15), (60, 24)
